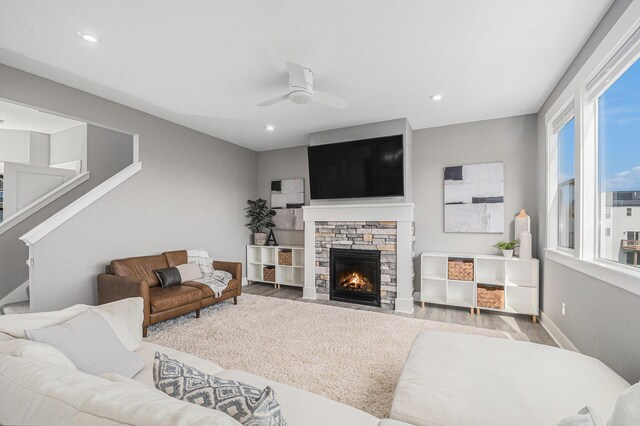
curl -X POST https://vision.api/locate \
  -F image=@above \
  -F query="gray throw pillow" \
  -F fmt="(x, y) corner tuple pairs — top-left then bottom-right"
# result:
(153, 352), (286, 425)
(176, 263), (204, 282)
(25, 310), (144, 378)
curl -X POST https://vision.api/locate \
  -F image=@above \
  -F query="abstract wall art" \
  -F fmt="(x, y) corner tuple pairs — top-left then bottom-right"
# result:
(444, 162), (504, 233)
(271, 178), (305, 231)
(271, 178), (304, 208)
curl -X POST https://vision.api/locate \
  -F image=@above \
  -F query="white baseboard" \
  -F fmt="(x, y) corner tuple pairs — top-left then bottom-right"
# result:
(540, 311), (580, 352)
(242, 277), (248, 287)
(0, 281), (29, 306)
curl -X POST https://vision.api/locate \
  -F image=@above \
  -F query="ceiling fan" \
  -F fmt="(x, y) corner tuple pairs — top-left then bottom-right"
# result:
(258, 62), (348, 109)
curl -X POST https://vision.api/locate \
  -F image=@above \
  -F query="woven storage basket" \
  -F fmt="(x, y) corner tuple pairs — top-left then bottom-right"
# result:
(263, 266), (275, 282)
(477, 284), (505, 310)
(278, 250), (292, 266)
(448, 258), (474, 281)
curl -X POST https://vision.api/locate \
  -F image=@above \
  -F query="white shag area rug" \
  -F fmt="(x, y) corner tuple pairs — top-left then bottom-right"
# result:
(146, 294), (528, 418)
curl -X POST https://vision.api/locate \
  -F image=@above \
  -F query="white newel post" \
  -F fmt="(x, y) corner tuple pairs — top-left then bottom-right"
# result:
(302, 203), (415, 313)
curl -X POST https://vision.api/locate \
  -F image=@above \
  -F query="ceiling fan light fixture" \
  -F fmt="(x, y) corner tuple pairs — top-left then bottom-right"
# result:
(258, 62), (347, 108)
(76, 30), (100, 43)
(289, 90), (313, 104)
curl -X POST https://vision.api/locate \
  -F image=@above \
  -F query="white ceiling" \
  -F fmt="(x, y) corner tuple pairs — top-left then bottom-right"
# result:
(0, 99), (83, 133)
(0, 0), (612, 151)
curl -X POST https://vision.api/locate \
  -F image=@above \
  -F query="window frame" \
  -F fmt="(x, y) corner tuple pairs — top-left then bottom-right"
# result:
(547, 101), (576, 256)
(545, 7), (640, 297)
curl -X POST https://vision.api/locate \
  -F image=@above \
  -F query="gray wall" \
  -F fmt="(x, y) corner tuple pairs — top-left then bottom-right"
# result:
(0, 64), (257, 312)
(542, 260), (640, 383)
(536, 0), (640, 383)
(86, 125), (133, 183)
(413, 115), (538, 255)
(0, 123), (133, 300)
(256, 146), (309, 246)
(257, 114), (538, 255)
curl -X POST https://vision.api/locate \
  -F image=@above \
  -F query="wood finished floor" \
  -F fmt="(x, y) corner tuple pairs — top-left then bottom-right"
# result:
(244, 282), (557, 347)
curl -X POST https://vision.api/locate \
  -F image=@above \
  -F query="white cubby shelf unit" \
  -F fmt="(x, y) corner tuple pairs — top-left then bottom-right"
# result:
(246, 245), (305, 288)
(416, 252), (539, 322)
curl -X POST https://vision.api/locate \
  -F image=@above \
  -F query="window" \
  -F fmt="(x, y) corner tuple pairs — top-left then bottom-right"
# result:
(598, 59), (640, 268)
(557, 118), (575, 249)
(545, 15), (640, 294)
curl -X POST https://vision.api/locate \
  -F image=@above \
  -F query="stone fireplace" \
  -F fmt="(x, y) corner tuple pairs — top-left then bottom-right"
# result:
(315, 221), (396, 306)
(302, 203), (415, 313)
(330, 248), (381, 307)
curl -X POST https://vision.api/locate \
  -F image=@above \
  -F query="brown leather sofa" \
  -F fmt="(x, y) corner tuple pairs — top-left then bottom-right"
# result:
(97, 250), (242, 336)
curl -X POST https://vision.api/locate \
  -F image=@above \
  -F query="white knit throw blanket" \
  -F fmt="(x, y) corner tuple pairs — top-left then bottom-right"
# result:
(186, 249), (232, 298)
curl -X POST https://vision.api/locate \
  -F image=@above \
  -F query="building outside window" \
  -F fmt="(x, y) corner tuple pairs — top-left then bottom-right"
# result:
(598, 59), (640, 268)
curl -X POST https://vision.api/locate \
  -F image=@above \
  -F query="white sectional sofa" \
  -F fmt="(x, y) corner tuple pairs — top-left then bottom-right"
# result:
(390, 331), (633, 426)
(0, 297), (636, 426)
(0, 298), (404, 426)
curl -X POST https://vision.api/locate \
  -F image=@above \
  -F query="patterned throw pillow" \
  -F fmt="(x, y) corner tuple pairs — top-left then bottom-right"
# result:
(153, 352), (287, 426)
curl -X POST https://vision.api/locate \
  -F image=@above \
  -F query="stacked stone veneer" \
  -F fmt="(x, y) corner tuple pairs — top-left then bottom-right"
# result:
(315, 221), (397, 307)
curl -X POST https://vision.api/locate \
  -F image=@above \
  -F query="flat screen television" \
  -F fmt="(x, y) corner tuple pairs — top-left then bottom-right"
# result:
(307, 135), (404, 200)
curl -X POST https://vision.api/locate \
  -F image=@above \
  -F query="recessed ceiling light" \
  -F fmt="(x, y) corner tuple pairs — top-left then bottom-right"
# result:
(76, 30), (100, 43)
(429, 94), (443, 101)
(266, 125), (275, 131)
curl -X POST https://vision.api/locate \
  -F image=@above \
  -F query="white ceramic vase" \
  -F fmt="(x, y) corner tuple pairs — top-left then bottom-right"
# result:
(519, 230), (532, 259)
(514, 209), (530, 256)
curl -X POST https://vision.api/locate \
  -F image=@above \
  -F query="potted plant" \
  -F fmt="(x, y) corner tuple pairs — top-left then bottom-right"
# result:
(493, 240), (519, 258)
(245, 198), (276, 246)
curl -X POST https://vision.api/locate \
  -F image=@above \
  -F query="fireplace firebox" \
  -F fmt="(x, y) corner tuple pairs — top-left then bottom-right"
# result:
(330, 248), (381, 307)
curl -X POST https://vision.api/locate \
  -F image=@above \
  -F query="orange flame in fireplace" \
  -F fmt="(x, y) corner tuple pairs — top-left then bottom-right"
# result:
(339, 271), (373, 292)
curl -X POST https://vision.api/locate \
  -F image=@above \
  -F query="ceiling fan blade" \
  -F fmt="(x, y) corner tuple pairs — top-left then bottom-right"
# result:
(257, 94), (289, 107)
(313, 90), (348, 109)
(286, 61), (309, 88)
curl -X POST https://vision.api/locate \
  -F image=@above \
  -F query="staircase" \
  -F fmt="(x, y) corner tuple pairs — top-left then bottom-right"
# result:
(0, 124), (137, 306)
(0, 284), (29, 315)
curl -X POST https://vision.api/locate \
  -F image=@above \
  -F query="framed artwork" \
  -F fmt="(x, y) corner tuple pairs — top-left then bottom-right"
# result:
(272, 208), (304, 231)
(444, 162), (504, 233)
(271, 178), (305, 231)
